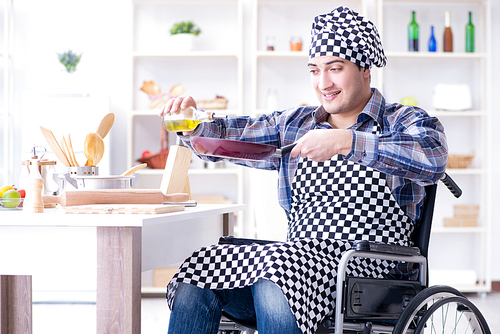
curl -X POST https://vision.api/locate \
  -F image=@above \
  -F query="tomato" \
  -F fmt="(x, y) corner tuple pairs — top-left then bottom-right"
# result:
(142, 150), (151, 158)
(18, 189), (26, 198)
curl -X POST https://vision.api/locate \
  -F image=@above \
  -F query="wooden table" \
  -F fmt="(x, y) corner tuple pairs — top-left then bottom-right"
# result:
(0, 204), (245, 334)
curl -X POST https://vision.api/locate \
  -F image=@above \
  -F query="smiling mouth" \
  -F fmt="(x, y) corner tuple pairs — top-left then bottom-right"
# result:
(323, 91), (340, 99)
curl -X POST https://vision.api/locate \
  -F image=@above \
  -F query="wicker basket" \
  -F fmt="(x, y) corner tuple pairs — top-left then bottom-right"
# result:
(197, 97), (228, 110)
(447, 153), (475, 169)
(137, 128), (169, 169)
(138, 149), (168, 169)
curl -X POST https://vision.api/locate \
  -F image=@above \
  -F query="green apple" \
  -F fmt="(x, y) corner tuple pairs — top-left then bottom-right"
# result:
(2, 189), (22, 208)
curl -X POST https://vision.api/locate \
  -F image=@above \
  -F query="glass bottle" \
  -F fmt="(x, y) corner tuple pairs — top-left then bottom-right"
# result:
(443, 11), (453, 52)
(163, 106), (214, 132)
(466, 11), (475, 52)
(428, 25), (437, 52)
(408, 11), (419, 52)
(266, 36), (275, 51)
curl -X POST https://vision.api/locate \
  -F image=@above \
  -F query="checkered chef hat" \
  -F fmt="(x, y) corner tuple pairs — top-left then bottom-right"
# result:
(309, 6), (386, 69)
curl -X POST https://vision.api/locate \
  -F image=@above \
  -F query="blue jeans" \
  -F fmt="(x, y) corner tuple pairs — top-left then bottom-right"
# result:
(168, 279), (302, 334)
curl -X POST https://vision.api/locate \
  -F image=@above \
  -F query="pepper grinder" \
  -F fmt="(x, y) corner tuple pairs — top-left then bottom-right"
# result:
(23, 153), (45, 213)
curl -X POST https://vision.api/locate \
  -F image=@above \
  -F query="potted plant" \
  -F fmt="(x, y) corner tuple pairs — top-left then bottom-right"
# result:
(169, 21), (202, 52)
(57, 50), (83, 73)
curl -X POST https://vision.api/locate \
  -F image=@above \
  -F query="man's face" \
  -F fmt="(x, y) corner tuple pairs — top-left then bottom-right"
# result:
(308, 56), (371, 117)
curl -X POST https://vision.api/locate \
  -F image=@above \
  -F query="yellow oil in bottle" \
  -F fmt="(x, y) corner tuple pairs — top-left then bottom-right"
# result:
(164, 119), (203, 132)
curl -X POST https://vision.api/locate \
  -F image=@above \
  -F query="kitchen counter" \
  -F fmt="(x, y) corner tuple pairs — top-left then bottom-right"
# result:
(0, 203), (245, 334)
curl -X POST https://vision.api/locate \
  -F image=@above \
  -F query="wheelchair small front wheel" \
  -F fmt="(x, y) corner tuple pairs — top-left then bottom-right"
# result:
(393, 285), (490, 334)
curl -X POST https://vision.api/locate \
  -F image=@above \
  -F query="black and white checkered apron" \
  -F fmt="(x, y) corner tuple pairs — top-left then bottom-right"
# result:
(166, 146), (413, 334)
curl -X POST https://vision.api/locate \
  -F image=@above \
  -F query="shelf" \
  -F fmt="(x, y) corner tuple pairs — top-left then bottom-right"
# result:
(432, 226), (487, 233)
(445, 168), (486, 175)
(386, 51), (488, 59)
(133, 51), (240, 58)
(429, 110), (487, 117)
(382, 0), (485, 3)
(137, 167), (242, 176)
(141, 286), (166, 295)
(133, 0), (238, 2)
(131, 109), (240, 117)
(256, 51), (308, 58)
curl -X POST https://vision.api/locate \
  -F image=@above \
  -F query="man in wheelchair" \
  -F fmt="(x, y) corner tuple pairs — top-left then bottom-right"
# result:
(161, 6), (453, 334)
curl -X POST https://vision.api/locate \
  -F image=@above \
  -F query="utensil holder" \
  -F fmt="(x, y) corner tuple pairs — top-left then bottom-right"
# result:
(66, 166), (99, 175)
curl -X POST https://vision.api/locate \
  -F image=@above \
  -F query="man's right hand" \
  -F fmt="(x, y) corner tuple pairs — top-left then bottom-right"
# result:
(159, 96), (198, 117)
(159, 96), (198, 135)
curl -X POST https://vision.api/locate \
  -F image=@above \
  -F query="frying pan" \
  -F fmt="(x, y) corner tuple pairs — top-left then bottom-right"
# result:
(191, 137), (296, 161)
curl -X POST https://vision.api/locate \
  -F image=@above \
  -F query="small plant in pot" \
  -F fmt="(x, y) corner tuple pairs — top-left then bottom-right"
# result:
(170, 21), (202, 36)
(169, 21), (202, 52)
(58, 50), (83, 73)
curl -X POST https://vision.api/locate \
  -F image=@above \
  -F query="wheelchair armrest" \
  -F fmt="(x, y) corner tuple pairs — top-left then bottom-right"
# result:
(354, 240), (421, 256)
(218, 236), (277, 245)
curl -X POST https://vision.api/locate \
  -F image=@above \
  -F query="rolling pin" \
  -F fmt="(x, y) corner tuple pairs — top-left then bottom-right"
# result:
(42, 189), (189, 208)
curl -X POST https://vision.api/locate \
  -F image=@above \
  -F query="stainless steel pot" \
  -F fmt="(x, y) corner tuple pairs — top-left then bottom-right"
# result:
(54, 173), (140, 190)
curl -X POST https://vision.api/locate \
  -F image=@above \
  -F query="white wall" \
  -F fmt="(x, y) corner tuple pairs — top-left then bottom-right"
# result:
(11, 0), (500, 280)
(12, 0), (131, 177)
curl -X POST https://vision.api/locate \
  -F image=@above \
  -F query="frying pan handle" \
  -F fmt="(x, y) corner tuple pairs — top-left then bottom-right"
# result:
(280, 143), (297, 156)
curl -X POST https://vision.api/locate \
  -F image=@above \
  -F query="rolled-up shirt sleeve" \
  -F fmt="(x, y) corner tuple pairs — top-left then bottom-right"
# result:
(346, 106), (448, 184)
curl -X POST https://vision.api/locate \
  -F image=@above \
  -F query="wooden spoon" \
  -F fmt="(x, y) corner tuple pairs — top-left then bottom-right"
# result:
(85, 113), (114, 166)
(84, 133), (105, 167)
(66, 134), (79, 167)
(61, 136), (75, 166)
(40, 126), (71, 167)
(96, 113), (115, 139)
(121, 163), (147, 176)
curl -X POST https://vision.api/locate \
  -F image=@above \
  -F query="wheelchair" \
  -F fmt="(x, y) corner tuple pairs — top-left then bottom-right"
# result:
(218, 174), (491, 334)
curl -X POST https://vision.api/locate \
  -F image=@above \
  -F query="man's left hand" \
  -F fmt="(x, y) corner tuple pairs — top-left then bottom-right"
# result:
(290, 129), (352, 161)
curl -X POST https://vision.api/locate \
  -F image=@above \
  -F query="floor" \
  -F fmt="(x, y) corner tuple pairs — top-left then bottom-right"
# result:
(33, 291), (500, 333)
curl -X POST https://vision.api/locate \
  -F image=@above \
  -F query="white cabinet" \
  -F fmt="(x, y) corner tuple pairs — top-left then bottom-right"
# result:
(129, 0), (245, 234)
(374, 0), (492, 293)
(0, 0), (14, 185)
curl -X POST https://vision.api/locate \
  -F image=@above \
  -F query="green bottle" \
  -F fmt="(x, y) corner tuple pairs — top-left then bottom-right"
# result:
(408, 11), (419, 51)
(466, 11), (475, 52)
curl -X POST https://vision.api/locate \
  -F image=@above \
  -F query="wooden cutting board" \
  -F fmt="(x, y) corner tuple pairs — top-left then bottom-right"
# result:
(65, 204), (185, 214)
(42, 190), (189, 207)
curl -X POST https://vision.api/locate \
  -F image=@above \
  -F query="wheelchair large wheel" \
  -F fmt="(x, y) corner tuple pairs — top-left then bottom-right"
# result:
(393, 285), (490, 334)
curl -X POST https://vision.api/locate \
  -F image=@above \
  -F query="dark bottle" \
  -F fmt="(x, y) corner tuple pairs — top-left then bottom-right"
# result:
(408, 11), (419, 51)
(443, 11), (453, 52)
(428, 25), (437, 52)
(466, 11), (475, 52)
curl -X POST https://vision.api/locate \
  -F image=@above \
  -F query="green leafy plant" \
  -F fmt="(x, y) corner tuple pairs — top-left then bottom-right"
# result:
(170, 21), (202, 36)
(57, 50), (83, 73)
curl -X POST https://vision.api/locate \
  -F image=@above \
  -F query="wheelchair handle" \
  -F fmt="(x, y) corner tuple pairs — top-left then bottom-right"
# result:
(440, 173), (462, 198)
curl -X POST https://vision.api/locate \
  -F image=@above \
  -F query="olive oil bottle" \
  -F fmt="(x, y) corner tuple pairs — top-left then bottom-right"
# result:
(163, 106), (214, 132)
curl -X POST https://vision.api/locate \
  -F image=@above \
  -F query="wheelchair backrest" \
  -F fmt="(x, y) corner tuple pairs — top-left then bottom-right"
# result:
(412, 184), (437, 259)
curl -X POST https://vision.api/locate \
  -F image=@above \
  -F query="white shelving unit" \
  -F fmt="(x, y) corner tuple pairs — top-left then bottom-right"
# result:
(131, 0), (492, 293)
(374, 0), (492, 293)
(250, 0), (366, 117)
(129, 0), (245, 235)
(0, 0), (14, 186)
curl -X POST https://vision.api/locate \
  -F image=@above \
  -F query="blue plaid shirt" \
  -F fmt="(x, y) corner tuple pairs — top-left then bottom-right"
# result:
(180, 88), (448, 223)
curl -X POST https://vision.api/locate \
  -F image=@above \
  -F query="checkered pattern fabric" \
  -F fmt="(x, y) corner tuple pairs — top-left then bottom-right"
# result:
(309, 6), (386, 69)
(166, 125), (413, 334)
(289, 156), (412, 245)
